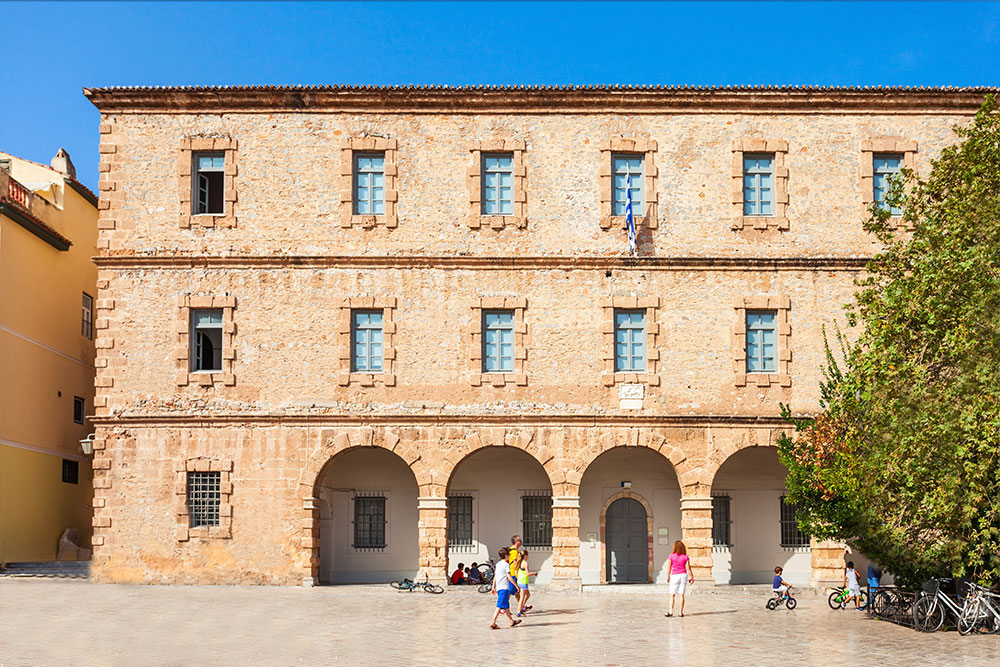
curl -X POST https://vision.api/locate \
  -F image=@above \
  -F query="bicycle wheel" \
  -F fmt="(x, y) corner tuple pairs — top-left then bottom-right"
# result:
(786, 597), (798, 610)
(390, 580), (405, 590)
(913, 596), (945, 633)
(958, 605), (980, 636)
(478, 583), (493, 594)
(871, 591), (890, 618)
(858, 591), (868, 610)
(424, 583), (445, 594)
(766, 599), (777, 610)
(828, 591), (843, 610)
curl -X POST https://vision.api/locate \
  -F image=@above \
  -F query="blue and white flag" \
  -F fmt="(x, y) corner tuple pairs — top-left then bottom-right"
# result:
(625, 175), (637, 256)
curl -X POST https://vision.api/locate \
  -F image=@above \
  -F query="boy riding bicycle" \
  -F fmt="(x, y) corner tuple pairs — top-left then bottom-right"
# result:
(773, 566), (793, 600)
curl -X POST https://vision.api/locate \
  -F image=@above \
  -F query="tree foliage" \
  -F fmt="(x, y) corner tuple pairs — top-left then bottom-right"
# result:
(778, 96), (1000, 588)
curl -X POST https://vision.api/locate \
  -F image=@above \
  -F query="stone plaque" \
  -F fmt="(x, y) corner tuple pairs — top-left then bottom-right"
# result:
(618, 383), (644, 399)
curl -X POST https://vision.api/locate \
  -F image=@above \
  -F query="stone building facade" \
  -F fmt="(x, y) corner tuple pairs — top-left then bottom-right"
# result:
(83, 85), (990, 587)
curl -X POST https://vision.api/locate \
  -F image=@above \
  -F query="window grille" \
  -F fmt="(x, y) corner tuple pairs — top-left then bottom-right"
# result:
(448, 495), (474, 551)
(187, 471), (221, 527)
(353, 494), (387, 550)
(873, 154), (903, 215)
(190, 309), (223, 372)
(746, 310), (777, 373)
(779, 495), (810, 548)
(743, 154), (774, 216)
(481, 153), (513, 215)
(351, 310), (384, 372)
(614, 309), (646, 372)
(81, 292), (93, 340)
(612, 154), (644, 216)
(73, 396), (85, 425)
(712, 495), (732, 547)
(61, 459), (79, 485)
(482, 310), (515, 373)
(521, 491), (552, 549)
(193, 152), (225, 214)
(353, 153), (385, 215)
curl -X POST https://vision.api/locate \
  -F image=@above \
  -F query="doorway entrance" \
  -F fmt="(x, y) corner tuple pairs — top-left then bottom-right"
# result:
(606, 497), (647, 583)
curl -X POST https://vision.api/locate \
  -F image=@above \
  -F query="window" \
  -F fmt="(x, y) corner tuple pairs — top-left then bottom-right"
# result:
(481, 154), (513, 215)
(746, 310), (777, 373)
(482, 310), (515, 373)
(743, 154), (774, 216)
(448, 496), (474, 548)
(193, 152), (225, 215)
(73, 396), (85, 425)
(190, 309), (223, 372)
(81, 292), (93, 340)
(353, 495), (387, 549)
(61, 459), (79, 485)
(873, 154), (903, 215)
(780, 495), (810, 548)
(351, 310), (384, 372)
(521, 493), (552, 548)
(353, 153), (385, 216)
(614, 309), (646, 372)
(612, 154), (644, 216)
(187, 471), (221, 527)
(712, 495), (732, 547)
(0, 158), (10, 172)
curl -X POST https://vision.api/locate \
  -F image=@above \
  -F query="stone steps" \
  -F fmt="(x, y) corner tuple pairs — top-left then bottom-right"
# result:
(0, 561), (91, 579)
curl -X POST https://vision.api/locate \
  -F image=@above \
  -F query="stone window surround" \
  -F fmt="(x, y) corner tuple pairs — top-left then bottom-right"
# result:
(599, 138), (658, 230)
(466, 140), (527, 230)
(730, 137), (789, 231)
(732, 295), (792, 388)
(340, 136), (399, 229)
(468, 297), (528, 387)
(860, 136), (917, 227)
(600, 296), (661, 387)
(178, 136), (238, 229)
(175, 295), (237, 387)
(336, 297), (398, 387)
(175, 458), (233, 541)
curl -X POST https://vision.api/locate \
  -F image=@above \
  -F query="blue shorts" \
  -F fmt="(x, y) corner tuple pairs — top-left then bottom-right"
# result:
(496, 588), (511, 609)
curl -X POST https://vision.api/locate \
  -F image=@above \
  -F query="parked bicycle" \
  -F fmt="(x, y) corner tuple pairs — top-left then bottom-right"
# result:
(767, 586), (798, 610)
(958, 582), (1000, 636)
(913, 578), (969, 632)
(390, 574), (444, 594)
(828, 585), (868, 610)
(476, 559), (497, 594)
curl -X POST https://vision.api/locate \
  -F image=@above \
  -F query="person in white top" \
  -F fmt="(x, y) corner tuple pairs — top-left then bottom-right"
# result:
(844, 561), (863, 610)
(489, 547), (522, 629)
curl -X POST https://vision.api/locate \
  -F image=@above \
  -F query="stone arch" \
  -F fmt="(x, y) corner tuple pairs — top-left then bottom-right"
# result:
(440, 426), (560, 492)
(705, 428), (784, 489)
(598, 490), (654, 584)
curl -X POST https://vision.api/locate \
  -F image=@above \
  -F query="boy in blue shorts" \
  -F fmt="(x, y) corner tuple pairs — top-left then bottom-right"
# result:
(489, 547), (523, 629)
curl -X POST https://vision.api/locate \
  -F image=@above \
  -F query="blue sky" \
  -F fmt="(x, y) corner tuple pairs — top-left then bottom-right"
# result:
(1, 1), (998, 190)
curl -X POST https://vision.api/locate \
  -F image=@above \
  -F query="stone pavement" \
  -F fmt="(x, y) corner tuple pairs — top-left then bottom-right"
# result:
(1, 581), (997, 666)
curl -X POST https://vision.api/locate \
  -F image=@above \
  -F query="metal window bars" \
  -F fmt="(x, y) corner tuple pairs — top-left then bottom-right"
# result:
(188, 471), (221, 527)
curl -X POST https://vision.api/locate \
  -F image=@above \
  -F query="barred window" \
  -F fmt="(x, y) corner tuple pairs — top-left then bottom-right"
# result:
(187, 471), (220, 528)
(81, 292), (93, 340)
(712, 495), (732, 547)
(779, 495), (810, 547)
(353, 495), (387, 549)
(521, 492), (552, 549)
(448, 496), (473, 548)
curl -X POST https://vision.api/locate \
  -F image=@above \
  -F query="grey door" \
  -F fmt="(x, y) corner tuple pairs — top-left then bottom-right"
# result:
(606, 497), (647, 583)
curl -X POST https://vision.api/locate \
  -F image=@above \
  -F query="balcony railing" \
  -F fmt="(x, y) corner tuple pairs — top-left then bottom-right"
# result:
(7, 175), (30, 208)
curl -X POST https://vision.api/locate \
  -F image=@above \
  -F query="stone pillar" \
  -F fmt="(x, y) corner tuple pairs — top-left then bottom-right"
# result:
(417, 497), (448, 584)
(301, 495), (320, 587)
(810, 538), (846, 588)
(550, 496), (582, 590)
(680, 496), (714, 584)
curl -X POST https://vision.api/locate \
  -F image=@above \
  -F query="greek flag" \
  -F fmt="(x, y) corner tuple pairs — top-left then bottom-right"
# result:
(625, 175), (637, 256)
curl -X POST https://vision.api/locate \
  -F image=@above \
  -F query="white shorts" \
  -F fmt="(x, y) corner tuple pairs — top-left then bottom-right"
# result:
(774, 585), (789, 593)
(669, 572), (688, 594)
(848, 584), (861, 596)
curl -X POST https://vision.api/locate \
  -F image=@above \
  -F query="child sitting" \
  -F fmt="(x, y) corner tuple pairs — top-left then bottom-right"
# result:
(772, 566), (792, 599)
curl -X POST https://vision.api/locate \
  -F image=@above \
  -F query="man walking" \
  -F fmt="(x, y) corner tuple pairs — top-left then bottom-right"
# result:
(508, 535), (532, 612)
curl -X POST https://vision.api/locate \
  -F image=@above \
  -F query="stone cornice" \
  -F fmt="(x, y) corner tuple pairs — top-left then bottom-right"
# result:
(92, 254), (870, 271)
(82, 85), (997, 114)
(90, 413), (801, 427)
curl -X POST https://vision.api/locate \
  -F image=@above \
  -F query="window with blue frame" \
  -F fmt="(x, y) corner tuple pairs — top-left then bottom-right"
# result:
(614, 309), (646, 372)
(351, 310), (384, 372)
(482, 311), (514, 373)
(612, 155), (644, 216)
(743, 154), (774, 216)
(482, 154), (513, 215)
(873, 154), (903, 215)
(746, 310), (777, 373)
(353, 153), (385, 215)
(193, 152), (225, 214)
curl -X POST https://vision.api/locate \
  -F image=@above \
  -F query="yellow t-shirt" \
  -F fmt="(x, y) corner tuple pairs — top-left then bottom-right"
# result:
(508, 547), (519, 565)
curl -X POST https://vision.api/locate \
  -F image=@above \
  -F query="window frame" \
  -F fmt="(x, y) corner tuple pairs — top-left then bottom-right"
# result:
(81, 292), (94, 340)
(447, 494), (475, 552)
(61, 459), (80, 485)
(730, 137), (789, 230)
(711, 495), (732, 548)
(482, 309), (516, 374)
(481, 153), (514, 216)
(613, 309), (647, 373)
(872, 153), (904, 216)
(352, 492), (388, 551)
(520, 491), (553, 549)
(779, 495), (810, 548)
(187, 471), (222, 528)
(742, 153), (775, 217)
(350, 309), (385, 373)
(352, 152), (386, 217)
(745, 309), (778, 374)
(192, 151), (226, 216)
(189, 308), (224, 373)
(73, 396), (85, 425)
(611, 153), (645, 217)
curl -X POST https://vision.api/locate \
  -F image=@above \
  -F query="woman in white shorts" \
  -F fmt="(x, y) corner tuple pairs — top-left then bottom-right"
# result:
(665, 541), (694, 617)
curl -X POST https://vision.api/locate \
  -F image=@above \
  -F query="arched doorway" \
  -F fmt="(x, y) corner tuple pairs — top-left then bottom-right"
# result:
(605, 496), (649, 583)
(315, 447), (419, 584)
(579, 447), (680, 584)
(446, 447), (553, 583)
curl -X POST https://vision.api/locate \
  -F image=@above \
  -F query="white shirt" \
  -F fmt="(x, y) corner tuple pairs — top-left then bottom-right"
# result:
(494, 560), (510, 588)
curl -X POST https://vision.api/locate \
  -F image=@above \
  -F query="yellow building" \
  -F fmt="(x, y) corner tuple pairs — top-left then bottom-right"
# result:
(0, 149), (97, 566)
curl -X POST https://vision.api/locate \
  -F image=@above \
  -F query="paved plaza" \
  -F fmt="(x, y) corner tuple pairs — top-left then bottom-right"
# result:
(1, 580), (997, 666)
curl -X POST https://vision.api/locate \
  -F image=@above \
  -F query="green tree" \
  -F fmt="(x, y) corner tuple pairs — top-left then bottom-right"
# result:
(778, 96), (1000, 588)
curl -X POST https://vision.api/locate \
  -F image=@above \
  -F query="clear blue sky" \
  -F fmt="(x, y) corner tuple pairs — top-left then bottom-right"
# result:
(1, 1), (998, 190)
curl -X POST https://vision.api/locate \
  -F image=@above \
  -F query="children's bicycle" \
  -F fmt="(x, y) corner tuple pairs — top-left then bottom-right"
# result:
(767, 587), (798, 610)
(390, 575), (445, 594)
(828, 585), (868, 610)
